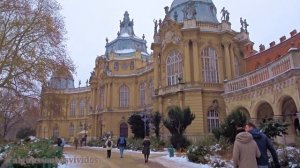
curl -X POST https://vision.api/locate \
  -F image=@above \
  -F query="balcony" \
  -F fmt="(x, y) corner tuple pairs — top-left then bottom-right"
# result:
(224, 49), (300, 93)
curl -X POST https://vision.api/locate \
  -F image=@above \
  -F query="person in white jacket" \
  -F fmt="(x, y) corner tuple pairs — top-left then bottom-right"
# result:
(105, 137), (113, 158)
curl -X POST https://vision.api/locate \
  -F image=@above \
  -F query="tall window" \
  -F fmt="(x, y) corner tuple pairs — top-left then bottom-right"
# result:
(140, 83), (145, 106)
(68, 123), (74, 136)
(207, 110), (219, 133)
(99, 87), (105, 109)
(79, 100), (85, 116)
(201, 47), (219, 83)
(120, 85), (129, 107)
(149, 80), (154, 101)
(70, 100), (76, 117)
(166, 50), (183, 86)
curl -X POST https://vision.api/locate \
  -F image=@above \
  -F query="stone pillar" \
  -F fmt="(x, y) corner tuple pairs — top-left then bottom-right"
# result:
(154, 53), (159, 90)
(104, 84), (108, 109)
(107, 83), (111, 109)
(184, 41), (191, 83)
(192, 40), (200, 83)
(223, 42), (232, 80)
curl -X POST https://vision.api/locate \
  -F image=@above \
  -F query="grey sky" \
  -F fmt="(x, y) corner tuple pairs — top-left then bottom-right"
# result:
(56, 0), (300, 85)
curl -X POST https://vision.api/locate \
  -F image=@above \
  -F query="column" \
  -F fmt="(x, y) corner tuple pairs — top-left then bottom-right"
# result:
(223, 42), (232, 80)
(154, 53), (159, 90)
(229, 45), (235, 78)
(192, 40), (200, 83)
(107, 83), (111, 109)
(104, 83), (108, 109)
(184, 41), (191, 83)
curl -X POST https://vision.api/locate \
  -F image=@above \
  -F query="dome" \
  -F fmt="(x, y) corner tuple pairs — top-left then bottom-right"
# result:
(170, 0), (213, 9)
(105, 11), (149, 58)
(169, 0), (218, 23)
(49, 67), (74, 89)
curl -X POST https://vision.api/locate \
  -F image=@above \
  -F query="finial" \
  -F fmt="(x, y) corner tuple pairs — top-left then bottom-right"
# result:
(164, 6), (169, 15)
(142, 34), (145, 40)
(106, 37), (108, 43)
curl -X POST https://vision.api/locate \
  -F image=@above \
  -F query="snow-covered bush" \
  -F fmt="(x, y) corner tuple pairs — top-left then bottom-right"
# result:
(275, 146), (300, 168)
(187, 144), (209, 164)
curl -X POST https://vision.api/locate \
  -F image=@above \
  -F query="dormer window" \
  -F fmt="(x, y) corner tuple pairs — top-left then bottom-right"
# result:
(114, 62), (119, 71)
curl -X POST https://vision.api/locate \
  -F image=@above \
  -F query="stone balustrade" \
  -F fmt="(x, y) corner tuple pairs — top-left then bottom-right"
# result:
(225, 49), (300, 93)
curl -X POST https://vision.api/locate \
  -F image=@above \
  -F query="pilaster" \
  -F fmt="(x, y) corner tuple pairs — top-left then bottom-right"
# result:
(192, 40), (200, 83)
(184, 41), (191, 83)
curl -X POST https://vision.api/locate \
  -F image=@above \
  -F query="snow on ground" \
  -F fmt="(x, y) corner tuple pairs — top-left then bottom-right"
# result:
(153, 155), (212, 168)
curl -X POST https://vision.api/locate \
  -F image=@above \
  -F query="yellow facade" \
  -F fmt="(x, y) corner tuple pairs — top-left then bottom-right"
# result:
(37, 1), (300, 143)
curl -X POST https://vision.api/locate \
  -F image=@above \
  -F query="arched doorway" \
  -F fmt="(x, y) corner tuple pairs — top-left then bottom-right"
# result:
(256, 102), (274, 122)
(281, 96), (297, 144)
(120, 122), (128, 137)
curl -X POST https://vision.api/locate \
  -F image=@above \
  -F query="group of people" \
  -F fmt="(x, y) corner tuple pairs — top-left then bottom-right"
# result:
(233, 122), (280, 168)
(104, 136), (151, 163)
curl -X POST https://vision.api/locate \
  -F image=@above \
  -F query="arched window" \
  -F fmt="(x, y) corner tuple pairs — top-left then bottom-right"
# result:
(79, 100), (85, 116)
(120, 122), (128, 137)
(166, 50), (183, 86)
(207, 110), (219, 133)
(149, 80), (154, 103)
(68, 123), (74, 136)
(99, 87), (105, 109)
(201, 47), (219, 83)
(120, 85), (129, 107)
(70, 100), (76, 117)
(140, 83), (146, 106)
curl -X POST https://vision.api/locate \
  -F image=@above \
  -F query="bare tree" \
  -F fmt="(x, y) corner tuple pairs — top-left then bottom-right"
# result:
(0, 0), (74, 138)
(0, 0), (75, 96)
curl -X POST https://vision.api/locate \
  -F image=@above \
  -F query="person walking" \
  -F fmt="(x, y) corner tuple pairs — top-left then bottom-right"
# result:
(117, 136), (126, 158)
(142, 136), (151, 163)
(233, 127), (261, 168)
(74, 137), (79, 150)
(105, 137), (113, 159)
(245, 122), (280, 168)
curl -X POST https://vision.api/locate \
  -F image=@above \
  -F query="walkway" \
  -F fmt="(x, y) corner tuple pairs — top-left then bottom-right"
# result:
(59, 146), (167, 168)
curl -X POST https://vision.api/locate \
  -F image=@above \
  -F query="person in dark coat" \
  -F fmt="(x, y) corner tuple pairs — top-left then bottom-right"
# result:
(245, 122), (280, 168)
(142, 136), (151, 163)
(294, 117), (300, 134)
(117, 136), (126, 158)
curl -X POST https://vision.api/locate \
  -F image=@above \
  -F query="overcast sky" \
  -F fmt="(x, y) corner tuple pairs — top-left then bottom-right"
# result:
(56, 0), (300, 86)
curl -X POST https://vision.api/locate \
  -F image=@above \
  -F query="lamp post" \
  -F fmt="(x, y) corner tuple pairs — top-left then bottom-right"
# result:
(141, 115), (148, 137)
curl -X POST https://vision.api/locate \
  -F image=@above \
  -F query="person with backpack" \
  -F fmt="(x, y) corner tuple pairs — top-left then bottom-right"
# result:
(105, 137), (113, 158)
(117, 136), (126, 158)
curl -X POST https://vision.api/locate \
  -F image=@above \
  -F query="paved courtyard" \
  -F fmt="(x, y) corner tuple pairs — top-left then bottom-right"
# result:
(59, 147), (167, 168)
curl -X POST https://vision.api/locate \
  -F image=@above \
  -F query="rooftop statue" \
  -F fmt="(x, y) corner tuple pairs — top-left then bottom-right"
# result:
(182, 0), (197, 20)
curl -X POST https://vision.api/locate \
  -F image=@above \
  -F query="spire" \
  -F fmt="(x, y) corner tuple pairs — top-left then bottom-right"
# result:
(119, 11), (135, 36)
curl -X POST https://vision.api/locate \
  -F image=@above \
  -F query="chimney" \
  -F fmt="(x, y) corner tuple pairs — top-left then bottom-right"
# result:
(280, 36), (286, 42)
(259, 44), (265, 52)
(270, 41), (276, 48)
(290, 29), (297, 37)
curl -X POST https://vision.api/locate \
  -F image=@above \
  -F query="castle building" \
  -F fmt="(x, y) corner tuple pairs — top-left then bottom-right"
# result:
(37, 0), (300, 143)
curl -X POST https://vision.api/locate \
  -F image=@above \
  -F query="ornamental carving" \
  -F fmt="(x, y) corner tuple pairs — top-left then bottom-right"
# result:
(161, 31), (181, 50)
